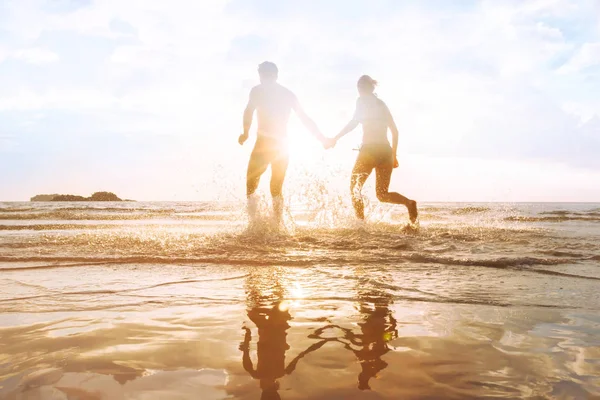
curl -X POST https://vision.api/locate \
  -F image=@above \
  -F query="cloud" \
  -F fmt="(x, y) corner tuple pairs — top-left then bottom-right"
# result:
(13, 47), (59, 64)
(0, 134), (17, 152)
(0, 45), (8, 63)
(1, 0), (600, 200)
(0, 89), (114, 112)
(459, 89), (600, 168)
(558, 42), (600, 73)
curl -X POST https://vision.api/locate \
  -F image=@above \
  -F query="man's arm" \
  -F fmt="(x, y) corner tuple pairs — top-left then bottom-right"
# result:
(292, 99), (326, 144)
(239, 89), (256, 145)
(385, 104), (399, 168)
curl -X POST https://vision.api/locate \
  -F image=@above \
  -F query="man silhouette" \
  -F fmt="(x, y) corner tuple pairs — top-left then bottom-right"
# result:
(239, 61), (328, 224)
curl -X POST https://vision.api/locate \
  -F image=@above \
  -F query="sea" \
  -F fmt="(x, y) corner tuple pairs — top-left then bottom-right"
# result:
(0, 201), (599, 399)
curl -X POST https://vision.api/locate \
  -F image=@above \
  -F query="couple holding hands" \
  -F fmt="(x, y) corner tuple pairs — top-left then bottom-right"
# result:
(239, 61), (418, 225)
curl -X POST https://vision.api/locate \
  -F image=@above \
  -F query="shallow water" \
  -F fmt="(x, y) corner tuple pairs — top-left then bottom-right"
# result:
(1, 201), (599, 399)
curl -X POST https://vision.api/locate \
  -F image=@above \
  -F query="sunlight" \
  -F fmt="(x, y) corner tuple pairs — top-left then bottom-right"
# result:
(290, 282), (305, 300)
(287, 125), (325, 167)
(278, 281), (306, 311)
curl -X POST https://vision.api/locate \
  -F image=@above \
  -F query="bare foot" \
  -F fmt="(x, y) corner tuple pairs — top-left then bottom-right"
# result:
(408, 200), (418, 224)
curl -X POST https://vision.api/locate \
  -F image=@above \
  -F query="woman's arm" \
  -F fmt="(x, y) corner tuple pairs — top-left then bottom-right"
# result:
(329, 99), (362, 147)
(334, 119), (359, 142)
(386, 106), (399, 155)
(385, 105), (399, 168)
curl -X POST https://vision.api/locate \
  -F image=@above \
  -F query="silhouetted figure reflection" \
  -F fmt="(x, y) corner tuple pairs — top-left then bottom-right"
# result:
(352, 291), (397, 390)
(240, 270), (335, 399)
(312, 289), (397, 390)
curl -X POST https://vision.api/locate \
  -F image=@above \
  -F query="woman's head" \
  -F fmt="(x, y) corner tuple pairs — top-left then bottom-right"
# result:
(357, 75), (377, 96)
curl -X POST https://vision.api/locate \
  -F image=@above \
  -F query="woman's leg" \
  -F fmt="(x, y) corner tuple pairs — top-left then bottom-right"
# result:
(350, 158), (373, 220)
(375, 166), (418, 223)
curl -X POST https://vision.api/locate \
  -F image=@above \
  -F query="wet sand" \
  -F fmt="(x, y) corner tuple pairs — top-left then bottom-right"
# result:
(1, 263), (599, 399)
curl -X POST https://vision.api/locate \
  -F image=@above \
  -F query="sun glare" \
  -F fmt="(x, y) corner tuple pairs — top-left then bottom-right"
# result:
(290, 282), (305, 300)
(288, 125), (325, 165)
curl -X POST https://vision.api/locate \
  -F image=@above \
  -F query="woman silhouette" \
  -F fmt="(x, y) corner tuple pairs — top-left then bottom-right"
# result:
(329, 75), (418, 223)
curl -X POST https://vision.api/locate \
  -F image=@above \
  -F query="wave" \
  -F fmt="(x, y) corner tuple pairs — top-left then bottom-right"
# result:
(0, 224), (127, 231)
(0, 294), (574, 314)
(0, 222), (240, 231)
(505, 216), (600, 223)
(0, 207), (37, 213)
(538, 250), (585, 258)
(0, 253), (586, 273)
(539, 210), (600, 217)
(0, 293), (572, 311)
(0, 223), (549, 261)
(0, 204), (237, 214)
(420, 206), (445, 213)
(539, 210), (571, 216)
(0, 212), (240, 221)
(404, 254), (572, 268)
(0, 212), (146, 221)
(451, 207), (491, 215)
(0, 274), (250, 303)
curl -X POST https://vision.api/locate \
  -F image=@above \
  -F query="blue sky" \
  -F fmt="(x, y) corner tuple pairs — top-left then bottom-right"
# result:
(1, 0), (599, 201)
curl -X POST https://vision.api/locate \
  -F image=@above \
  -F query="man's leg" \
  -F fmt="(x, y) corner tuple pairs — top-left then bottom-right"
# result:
(246, 149), (269, 221)
(375, 166), (418, 223)
(351, 158), (373, 220)
(270, 153), (289, 221)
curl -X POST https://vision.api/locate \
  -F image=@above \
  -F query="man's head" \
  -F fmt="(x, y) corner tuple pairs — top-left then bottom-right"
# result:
(258, 61), (278, 83)
(357, 75), (377, 96)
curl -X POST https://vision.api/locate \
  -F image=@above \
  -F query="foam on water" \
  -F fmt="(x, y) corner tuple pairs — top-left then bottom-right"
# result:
(1, 201), (600, 296)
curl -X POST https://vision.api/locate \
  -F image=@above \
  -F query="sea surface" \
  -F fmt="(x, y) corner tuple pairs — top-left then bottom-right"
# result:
(1, 201), (599, 399)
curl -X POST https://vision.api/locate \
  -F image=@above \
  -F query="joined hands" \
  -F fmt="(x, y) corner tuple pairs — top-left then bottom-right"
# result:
(239, 133), (397, 168)
(322, 137), (337, 149)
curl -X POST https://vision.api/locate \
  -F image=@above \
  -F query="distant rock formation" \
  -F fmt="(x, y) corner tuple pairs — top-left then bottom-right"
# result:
(30, 194), (59, 201)
(88, 192), (122, 201)
(51, 194), (87, 201)
(30, 192), (125, 202)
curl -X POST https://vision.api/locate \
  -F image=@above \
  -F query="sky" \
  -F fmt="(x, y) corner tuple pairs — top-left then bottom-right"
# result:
(0, 0), (599, 202)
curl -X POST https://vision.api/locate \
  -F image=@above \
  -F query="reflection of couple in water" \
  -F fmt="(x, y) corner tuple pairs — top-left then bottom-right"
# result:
(239, 61), (418, 226)
(312, 290), (398, 391)
(240, 271), (397, 398)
